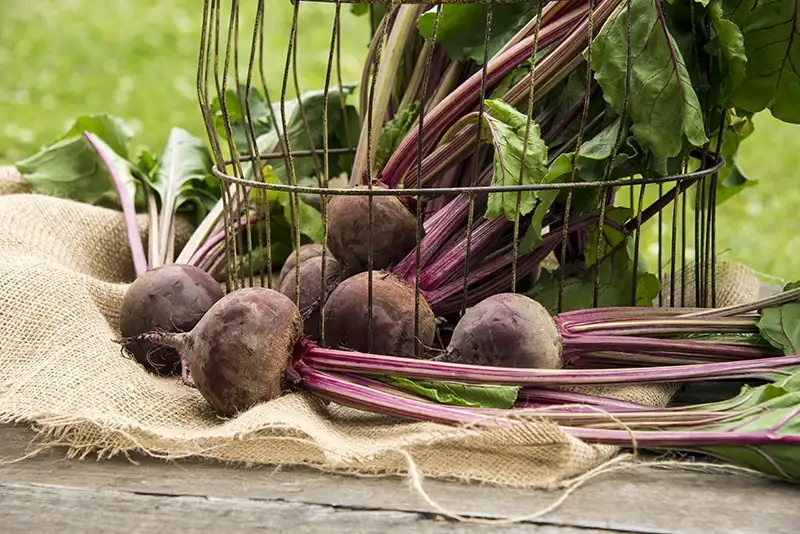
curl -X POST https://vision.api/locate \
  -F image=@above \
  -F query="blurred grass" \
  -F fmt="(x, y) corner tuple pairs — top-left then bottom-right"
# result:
(1, 0), (798, 281)
(0, 0), (369, 161)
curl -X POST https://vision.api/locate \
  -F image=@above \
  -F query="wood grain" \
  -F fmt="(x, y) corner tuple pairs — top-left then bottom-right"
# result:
(0, 424), (796, 533)
(3, 483), (574, 534)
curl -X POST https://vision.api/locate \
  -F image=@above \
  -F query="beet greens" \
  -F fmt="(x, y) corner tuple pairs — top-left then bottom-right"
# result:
(103, 0), (779, 342)
(304, 0), (769, 353)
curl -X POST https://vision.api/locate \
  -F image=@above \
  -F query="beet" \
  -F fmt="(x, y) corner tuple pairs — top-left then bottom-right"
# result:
(278, 243), (326, 286)
(279, 254), (341, 340)
(120, 264), (224, 375)
(322, 271), (436, 357)
(442, 293), (562, 369)
(326, 183), (418, 276)
(125, 287), (303, 416)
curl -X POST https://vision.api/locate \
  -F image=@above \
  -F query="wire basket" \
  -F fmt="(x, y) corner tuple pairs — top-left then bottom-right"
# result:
(196, 0), (726, 357)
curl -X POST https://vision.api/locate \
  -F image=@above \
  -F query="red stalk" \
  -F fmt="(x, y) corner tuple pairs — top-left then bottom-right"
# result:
(381, 11), (585, 188)
(560, 333), (775, 362)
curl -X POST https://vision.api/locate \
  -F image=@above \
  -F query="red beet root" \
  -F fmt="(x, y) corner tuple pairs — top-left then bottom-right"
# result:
(322, 271), (436, 357)
(120, 264), (224, 375)
(278, 243), (327, 286)
(279, 254), (341, 340)
(326, 183), (418, 276)
(441, 293), (562, 369)
(125, 287), (303, 416)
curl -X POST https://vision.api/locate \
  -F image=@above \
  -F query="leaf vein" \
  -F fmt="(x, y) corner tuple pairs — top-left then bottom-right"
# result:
(654, 0), (685, 97)
(749, 34), (795, 55)
(779, 306), (798, 354)
(747, 17), (794, 35)
(774, 1), (800, 94)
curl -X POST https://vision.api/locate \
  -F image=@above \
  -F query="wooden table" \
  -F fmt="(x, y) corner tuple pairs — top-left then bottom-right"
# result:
(0, 423), (795, 533)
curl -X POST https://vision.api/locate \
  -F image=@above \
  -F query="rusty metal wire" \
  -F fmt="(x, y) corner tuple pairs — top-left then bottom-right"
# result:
(197, 0), (725, 356)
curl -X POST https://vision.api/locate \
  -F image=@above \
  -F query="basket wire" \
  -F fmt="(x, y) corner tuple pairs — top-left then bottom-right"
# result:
(196, 0), (725, 357)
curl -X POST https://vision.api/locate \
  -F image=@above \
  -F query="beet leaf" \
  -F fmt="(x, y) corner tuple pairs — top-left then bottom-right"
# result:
(375, 100), (419, 174)
(528, 208), (661, 312)
(731, 0), (800, 122)
(416, 2), (540, 64)
(14, 114), (138, 210)
(183, 86), (359, 269)
(376, 376), (521, 409)
(475, 99), (550, 225)
(210, 84), (272, 155)
(757, 282), (800, 356)
(144, 127), (216, 267)
(263, 167), (323, 243)
(258, 86), (359, 185)
(543, 117), (642, 212)
(210, 84), (359, 186)
(707, 0), (748, 105)
(591, 0), (708, 157)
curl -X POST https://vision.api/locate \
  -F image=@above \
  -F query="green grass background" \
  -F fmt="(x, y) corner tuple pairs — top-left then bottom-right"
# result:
(1, 0), (798, 281)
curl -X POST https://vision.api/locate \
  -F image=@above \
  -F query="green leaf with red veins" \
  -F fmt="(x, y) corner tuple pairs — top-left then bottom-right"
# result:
(146, 127), (214, 265)
(591, 0), (708, 158)
(416, 2), (540, 65)
(731, 0), (800, 122)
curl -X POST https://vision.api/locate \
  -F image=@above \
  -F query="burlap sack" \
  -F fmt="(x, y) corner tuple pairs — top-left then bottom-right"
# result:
(0, 165), (750, 489)
(658, 260), (760, 308)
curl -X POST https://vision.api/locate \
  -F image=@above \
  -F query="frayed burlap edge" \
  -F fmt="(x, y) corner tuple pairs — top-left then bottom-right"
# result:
(0, 397), (622, 491)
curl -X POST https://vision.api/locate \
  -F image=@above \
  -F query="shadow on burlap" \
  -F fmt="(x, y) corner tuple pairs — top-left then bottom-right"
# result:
(0, 167), (761, 489)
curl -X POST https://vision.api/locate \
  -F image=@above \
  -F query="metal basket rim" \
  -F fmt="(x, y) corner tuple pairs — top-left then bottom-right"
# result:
(212, 150), (725, 197)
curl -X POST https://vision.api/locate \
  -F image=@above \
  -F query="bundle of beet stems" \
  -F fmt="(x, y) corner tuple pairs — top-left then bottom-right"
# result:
(125, 281), (800, 482)
(116, 0), (723, 365)
(286, 0), (721, 358)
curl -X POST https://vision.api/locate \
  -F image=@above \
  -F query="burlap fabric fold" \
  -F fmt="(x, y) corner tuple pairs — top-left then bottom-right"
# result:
(0, 166), (760, 488)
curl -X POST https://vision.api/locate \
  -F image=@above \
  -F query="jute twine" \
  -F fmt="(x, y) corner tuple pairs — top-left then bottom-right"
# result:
(0, 165), (763, 519)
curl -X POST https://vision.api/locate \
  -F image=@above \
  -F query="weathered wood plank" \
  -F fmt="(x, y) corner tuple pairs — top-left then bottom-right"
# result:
(0, 424), (796, 533)
(2, 482), (578, 533)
